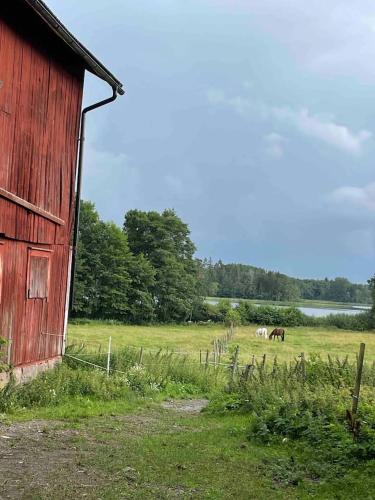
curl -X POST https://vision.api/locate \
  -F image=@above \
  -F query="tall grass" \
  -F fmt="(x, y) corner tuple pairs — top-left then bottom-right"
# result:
(0, 345), (226, 415)
(208, 355), (375, 483)
(65, 344), (226, 396)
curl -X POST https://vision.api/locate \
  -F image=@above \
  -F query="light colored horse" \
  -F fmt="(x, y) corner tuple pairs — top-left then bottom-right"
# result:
(255, 327), (268, 339)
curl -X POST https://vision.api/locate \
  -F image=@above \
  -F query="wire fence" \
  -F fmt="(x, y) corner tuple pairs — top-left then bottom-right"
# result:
(65, 325), (375, 383)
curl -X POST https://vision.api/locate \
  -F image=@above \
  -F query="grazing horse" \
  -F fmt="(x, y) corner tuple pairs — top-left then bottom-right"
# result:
(255, 327), (268, 339)
(269, 328), (285, 341)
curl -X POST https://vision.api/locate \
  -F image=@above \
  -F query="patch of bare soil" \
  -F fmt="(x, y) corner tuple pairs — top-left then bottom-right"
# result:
(0, 420), (100, 499)
(0, 400), (208, 499)
(160, 399), (209, 414)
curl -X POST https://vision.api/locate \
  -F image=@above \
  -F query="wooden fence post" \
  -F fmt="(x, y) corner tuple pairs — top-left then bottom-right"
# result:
(300, 352), (305, 381)
(243, 364), (251, 382)
(231, 345), (240, 382)
(272, 355), (278, 376)
(199, 350), (202, 364)
(262, 354), (266, 368)
(205, 349), (209, 368)
(352, 343), (366, 417)
(106, 336), (112, 376)
(139, 347), (144, 365)
(346, 343), (366, 440)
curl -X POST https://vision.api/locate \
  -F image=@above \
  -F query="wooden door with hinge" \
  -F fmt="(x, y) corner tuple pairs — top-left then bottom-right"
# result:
(21, 247), (52, 364)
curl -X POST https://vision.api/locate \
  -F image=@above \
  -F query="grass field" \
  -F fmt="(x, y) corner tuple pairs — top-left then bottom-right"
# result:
(67, 321), (375, 364)
(67, 322), (225, 352)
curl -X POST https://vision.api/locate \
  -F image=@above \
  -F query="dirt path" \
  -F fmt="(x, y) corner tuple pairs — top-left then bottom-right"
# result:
(0, 400), (209, 499)
(160, 399), (209, 414)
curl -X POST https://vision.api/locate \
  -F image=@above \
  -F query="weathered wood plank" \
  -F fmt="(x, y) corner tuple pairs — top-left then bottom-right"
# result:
(0, 188), (65, 225)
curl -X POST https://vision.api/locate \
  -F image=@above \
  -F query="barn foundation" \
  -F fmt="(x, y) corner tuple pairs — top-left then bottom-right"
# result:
(0, 357), (62, 388)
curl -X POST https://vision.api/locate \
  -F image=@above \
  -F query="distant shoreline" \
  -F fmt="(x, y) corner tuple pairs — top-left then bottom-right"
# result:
(205, 296), (371, 311)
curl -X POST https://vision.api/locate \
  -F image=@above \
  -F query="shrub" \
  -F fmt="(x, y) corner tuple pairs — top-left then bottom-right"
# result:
(207, 355), (375, 482)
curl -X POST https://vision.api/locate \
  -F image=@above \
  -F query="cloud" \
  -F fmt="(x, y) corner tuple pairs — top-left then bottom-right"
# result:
(206, 89), (372, 154)
(211, 0), (375, 81)
(263, 132), (287, 158)
(272, 107), (371, 154)
(329, 183), (375, 211)
(206, 88), (258, 116)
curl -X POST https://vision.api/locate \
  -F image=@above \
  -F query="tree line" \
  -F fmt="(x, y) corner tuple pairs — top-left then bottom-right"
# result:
(73, 202), (201, 323)
(73, 202), (372, 324)
(197, 260), (371, 304)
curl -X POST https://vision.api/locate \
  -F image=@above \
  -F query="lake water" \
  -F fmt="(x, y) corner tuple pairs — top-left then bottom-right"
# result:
(298, 307), (362, 318)
(205, 299), (366, 317)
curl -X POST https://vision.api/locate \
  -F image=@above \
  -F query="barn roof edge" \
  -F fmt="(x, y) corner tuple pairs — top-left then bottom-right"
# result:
(23, 0), (125, 95)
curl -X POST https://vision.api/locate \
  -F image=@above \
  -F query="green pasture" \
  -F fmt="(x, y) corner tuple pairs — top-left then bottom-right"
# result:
(67, 322), (224, 352)
(67, 321), (375, 364)
(232, 325), (375, 365)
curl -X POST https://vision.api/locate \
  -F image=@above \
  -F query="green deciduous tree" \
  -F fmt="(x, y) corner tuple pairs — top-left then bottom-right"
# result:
(73, 202), (133, 320)
(124, 209), (200, 322)
(74, 202), (157, 322)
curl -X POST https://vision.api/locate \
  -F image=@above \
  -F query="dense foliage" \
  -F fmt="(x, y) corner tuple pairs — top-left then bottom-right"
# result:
(198, 259), (371, 304)
(73, 202), (200, 323)
(196, 299), (372, 330)
(124, 209), (200, 322)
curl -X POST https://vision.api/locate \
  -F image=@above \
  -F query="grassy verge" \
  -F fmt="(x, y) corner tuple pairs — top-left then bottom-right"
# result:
(0, 346), (226, 421)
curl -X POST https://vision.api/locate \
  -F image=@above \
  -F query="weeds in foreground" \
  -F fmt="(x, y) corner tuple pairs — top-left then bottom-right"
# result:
(208, 355), (375, 485)
(0, 345), (226, 415)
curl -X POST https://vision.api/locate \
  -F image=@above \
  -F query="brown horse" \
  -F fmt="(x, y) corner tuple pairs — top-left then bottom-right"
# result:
(269, 328), (285, 341)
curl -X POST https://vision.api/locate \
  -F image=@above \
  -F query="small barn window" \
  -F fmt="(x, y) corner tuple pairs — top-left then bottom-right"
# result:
(27, 249), (51, 299)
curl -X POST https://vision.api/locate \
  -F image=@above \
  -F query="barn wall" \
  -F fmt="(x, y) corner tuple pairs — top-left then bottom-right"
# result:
(0, 239), (70, 366)
(0, 3), (85, 367)
(0, 5), (84, 245)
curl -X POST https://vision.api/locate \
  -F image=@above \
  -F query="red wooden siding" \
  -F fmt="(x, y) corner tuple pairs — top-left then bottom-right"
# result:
(0, 3), (85, 367)
(0, 242), (3, 304)
(0, 239), (70, 366)
(27, 249), (51, 299)
(0, 6), (84, 245)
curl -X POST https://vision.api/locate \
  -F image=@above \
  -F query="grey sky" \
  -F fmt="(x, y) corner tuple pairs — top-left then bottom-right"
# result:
(46, 0), (375, 283)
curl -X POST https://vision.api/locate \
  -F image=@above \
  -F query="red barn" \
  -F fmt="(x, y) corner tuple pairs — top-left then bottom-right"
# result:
(0, 1), (123, 383)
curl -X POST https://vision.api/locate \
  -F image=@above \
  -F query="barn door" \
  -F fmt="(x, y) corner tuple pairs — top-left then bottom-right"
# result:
(22, 247), (52, 364)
